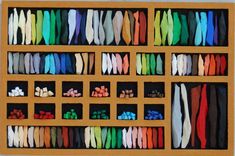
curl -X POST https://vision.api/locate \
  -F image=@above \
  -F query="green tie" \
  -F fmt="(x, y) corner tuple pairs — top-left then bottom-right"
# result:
(146, 54), (150, 75)
(105, 128), (111, 149)
(36, 10), (43, 44)
(94, 127), (102, 149)
(31, 14), (36, 45)
(167, 9), (173, 45)
(150, 54), (156, 75)
(180, 14), (189, 45)
(42, 11), (50, 45)
(172, 12), (181, 45)
(50, 10), (56, 45)
(160, 11), (168, 45)
(156, 54), (163, 75)
(141, 53), (146, 75)
(55, 9), (61, 45)
(117, 128), (122, 148)
(111, 127), (116, 148)
(154, 11), (161, 45)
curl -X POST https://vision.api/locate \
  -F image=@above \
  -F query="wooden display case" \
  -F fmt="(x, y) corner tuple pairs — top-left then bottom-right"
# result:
(1, 1), (234, 156)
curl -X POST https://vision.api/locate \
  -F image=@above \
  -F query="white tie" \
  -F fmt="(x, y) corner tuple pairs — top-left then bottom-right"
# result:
(85, 126), (91, 148)
(68, 9), (76, 45)
(136, 54), (142, 75)
(8, 126), (14, 147)
(19, 126), (24, 147)
(182, 54), (188, 76)
(8, 13), (14, 45)
(177, 54), (184, 76)
(113, 11), (123, 45)
(122, 128), (127, 148)
(13, 126), (19, 147)
(107, 53), (112, 74)
(172, 54), (177, 75)
(19, 10), (26, 44)
(75, 53), (83, 74)
(13, 8), (19, 45)
(93, 10), (100, 45)
(25, 10), (32, 45)
(86, 9), (94, 44)
(111, 54), (117, 74)
(102, 53), (108, 74)
(99, 11), (105, 45)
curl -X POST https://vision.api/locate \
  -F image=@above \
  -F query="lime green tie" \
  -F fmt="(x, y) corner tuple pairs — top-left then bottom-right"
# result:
(154, 11), (161, 46)
(160, 11), (168, 45)
(167, 9), (173, 45)
(141, 53), (147, 75)
(146, 54), (150, 75)
(36, 10), (43, 44)
(150, 54), (156, 75)
(105, 128), (111, 149)
(172, 12), (181, 45)
(31, 14), (36, 45)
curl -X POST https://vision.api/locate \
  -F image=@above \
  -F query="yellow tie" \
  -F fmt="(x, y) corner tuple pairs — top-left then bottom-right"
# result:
(122, 11), (131, 45)
(154, 11), (161, 46)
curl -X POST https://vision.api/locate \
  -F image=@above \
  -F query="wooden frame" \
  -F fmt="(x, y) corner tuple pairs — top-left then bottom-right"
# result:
(1, 1), (234, 155)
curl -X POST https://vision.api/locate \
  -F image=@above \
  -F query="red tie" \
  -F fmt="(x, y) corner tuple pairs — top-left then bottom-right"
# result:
(158, 127), (164, 149)
(196, 84), (208, 148)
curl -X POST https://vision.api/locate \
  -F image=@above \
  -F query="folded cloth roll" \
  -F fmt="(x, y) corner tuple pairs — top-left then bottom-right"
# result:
(8, 126), (14, 147)
(113, 11), (123, 45)
(206, 11), (214, 46)
(147, 127), (153, 149)
(172, 12), (181, 45)
(154, 11), (161, 46)
(111, 127), (116, 148)
(197, 84), (208, 149)
(139, 11), (147, 44)
(86, 9), (94, 45)
(80, 11), (87, 44)
(138, 127), (142, 149)
(61, 10), (68, 45)
(117, 128), (122, 148)
(200, 12), (207, 46)
(152, 127), (157, 148)
(69, 127), (74, 148)
(25, 10), (31, 45)
(34, 126), (40, 148)
(44, 126), (51, 148)
(36, 10), (43, 45)
(122, 128), (127, 148)
(13, 52), (20, 74)
(51, 127), (56, 148)
(188, 11), (196, 46)
(19, 126), (24, 148)
(13, 8), (19, 45)
(195, 12), (202, 46)
(31, 13), (36, 44)
(74, 10), (82, 45)
(219, 12), (226, 46)
(55, 9), (61, 45)
(180, 14), (189, 45)
(133, 11), (139, 45)
(105, 128), (111, 149)
(122, 11), (131, 45)
(191, 85), (201, 147)
(85, 126), (90, 148)
(132, 127), (137, 149)
(42, 11), (50, 45)
(95, 126), (102, 149)
(8, 52), (13, 74)
(50, 10), (56, 45)
(8, 13), (14, 45)
(28, 126), (34, 148)
(128, 10), (135, 45)
(167, 9), (173, 45)
(33, 53), (40, 74)
(57, 127), (63, 148)
(62, 126), (69, 148)
(39, 126), (44, 147)
(101, 127), (108, 148)
(99, 11), (105, 45)
(160, 11), (168, 45)
(68, 9), (76, 45)
(93, 10), (100, 45)
(90, 127), (96, 148)
(103, 10), (114, 45)
(19, 53), (25, 74)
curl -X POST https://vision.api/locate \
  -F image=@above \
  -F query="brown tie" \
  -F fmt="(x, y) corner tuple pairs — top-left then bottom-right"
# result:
(192, 54), (198, 75)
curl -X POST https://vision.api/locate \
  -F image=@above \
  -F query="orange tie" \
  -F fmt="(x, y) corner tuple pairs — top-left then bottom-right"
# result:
(208, 54), (216, 75)
(44, 127), (51, 148)
(147, 127), (153, 149)
(133, 11), (139, 45)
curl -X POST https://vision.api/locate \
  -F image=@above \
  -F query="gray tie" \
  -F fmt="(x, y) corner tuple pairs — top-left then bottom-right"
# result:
(93, 10), (100, 45)
(98, 11), (105, 45)
(86, 9), (94, 45)
(103, 10), (114, 45)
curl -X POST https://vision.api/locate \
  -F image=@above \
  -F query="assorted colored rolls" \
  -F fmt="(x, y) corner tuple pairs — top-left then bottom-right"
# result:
(154, 9), (227, 46)
(8, 8), (147, 45)
(172, 54), (227, 76)
(172, 83), (227, 149)
(8, 126), (164, 149)
(136, 53), (164, 75)
(8, 52), (95, 75)
(102, 53), (129, 75)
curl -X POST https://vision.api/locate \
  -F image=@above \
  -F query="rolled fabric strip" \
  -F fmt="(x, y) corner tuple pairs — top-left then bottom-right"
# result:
(30, 53), (35, 74)
(220, 53), (227, 75)
(141, 53), (146, 75)
(36, 10), (43, 45)
(44, 54), (50, 74)
(42, 11), (50, 45)
(172, 12), (181, 45)
(156, 54), (163, 75)
(101, 127), (107, 148)
(206, 11), (214, 46)
(51, 127), (56, 148)
(75, 128), (81, 148)
(146, 54), (150, 75)
(89, 53), (95, 74)
(24, 53), (30, 74)
(86, 9), (94, 45)
(138, 127), (143, 149)
(160, 11), (168, 45)
(150, 53), (155, 75)
(111, 54), (117, 74)
(154, 11), (161, 46)
(107, 53), (112, 75)
(33, 53), (40, 74)
(167, 9), (173, 45)
(23, 126), (28, 147)
(182, 54), (187, 76)
(103, 10), (114, 45)
(215, 54), (221, 75)
(69, 128), (74, 148)
(54, 53), (60, 74)
(177, 54), (184, 76)
(200, 12), (207, 46)
(102, 53), (107, 74)
(81, 53), (88, 74)
(186, 55), (192, 75)
(49, 53), (56, 74)
(68, 9), (76, 45)
(158, 127), (164, 148)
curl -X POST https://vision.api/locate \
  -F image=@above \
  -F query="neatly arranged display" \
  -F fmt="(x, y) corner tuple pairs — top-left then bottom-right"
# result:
(154, 9), (227, 46)
(172, 53), (227, 76)
(8, 8), (147, 45)
(172, 83), (227, 149)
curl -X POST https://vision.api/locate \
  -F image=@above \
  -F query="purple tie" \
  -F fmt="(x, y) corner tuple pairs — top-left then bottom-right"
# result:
(74, 10), (82, 45)
(213, 14), (218, 45)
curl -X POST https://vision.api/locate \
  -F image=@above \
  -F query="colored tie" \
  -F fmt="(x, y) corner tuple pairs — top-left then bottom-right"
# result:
(19, 53), (25, 74)
(36, 10), (43, 45)
(62, 127), (69, 148)
(142, 127), (147, 149)
(39, 127), (44, 147)
(177, 54), (184, 76)
(49, 53), (55, 74)
(198, 54), (204, 76)
(44, 127), (50, 148)
(133, 11), (140, 45)
(192, 54), (198, 75)
(31, 13), (36, 44)
(154, 11), (161, 46)
(128, 10), (135, 45)
(75, 53), (83, 74)
(57, 127), (63, 148)
(113, 11), (123, 45)
(190, 85), (201, 147)
(141, 53), (146, 75)
(122, 128), (127, 148)
(220, 55), (226, 75)
(54, 53), (61, 74)
(68, 9), (76, 45)
(158, 127), (164, 149)
(208, 85), (218, 148)
(182, 54), (187, 76)
(204, 54), (210, 76)
(137, 127), (142, 149)
(122, 11), (131, 45)
(13, 53), (20, 74)
(28, 126), (34, 148)
(39, 54), (45, 74)
(51, 127), (56, 148)
(167, 9), (173, 45)
(172, 12), (181, 45)
(13, 8), (19, 45)
(117, 128), (122, 148)
(99, 11), (105, 45)
(50, 10), (56, 45)
(44, 54), (50, 74)
(195, 12), (202, 46)
(156, 54), (163, 75)
(147, 128), (153, 149)
(172, 54), (177, 75)
(150, 53), (156, 75)
(8, 52), (13, 74)
(90, 127), (96, 148)
(86, 9), (94, 45)
(197, 84), (208, 149)
(123, 54), (129, 75)
(215, 54), (221, 75)
(208, 54), (216, 75)
(95, 127), (102, 149)
(111, 53), (117, 74)
(8, 13), (13, 45)
(19, 126), (24, 147)
(214, 14), (218, 45)
(42, 11), (50, 45)
(75, 128), (81, 148)
(55, 9), (61, 45)
(206, 11), (214, 46)
(180, 14), (189, 45)
(34, 127), (40, 148)
(181, 83), (191, 148)
(103, 10), (114, 45)
(60, 53), (66, 74)
(146, 54), (150, 75)
(200, 12), (207, 46)
(93, 10), (100, 45)
(61, 10), (68, 45)
(102, 53), (107, 74)
(25, 10), (31, 45)
(111, 127), (116, 148)
(139, 11), (146, 44)
(81, 11), (87, 44)
(82, 53), (88, 74)
(101, 127), (107, 148)
(105, 128), (111, 149)
(188, 11), (196, 46)
(116, 53), (122, 74)
(152, 128), (157, 149)
(172, 84), (182, 148)
(186, 55), (192, 75)
(74, 10), (82, 45)
(132, 127), (137, 148)
(160, 11), (168, 45)
(219, 11), (226, 45)
(89, 53), (95, 74)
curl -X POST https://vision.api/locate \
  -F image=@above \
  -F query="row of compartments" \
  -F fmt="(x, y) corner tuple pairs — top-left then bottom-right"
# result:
(7, 81), (165, 98)
(8, 52), (228, 76)
(8, 7), (228, 46)
(7, 103), (164, 120)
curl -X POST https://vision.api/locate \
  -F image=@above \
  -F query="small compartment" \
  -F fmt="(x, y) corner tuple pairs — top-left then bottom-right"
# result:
(62, 103), (83, 120)
(90, 81), (110, 97)
(34, 81), (55, 97)
(62, 81), (83, 97)
(102, 52), (130, 75)
(117, 104), (137, 120)
(117, 82), (137, 98)
(136, 53), (165, 75)
(7, 103), (28, 119)
(144, 82), (165, 98)
(89, 104), (110, 120)
(34, 103), (55, 119)
(7, 81), (28, 97)
(144, 104), (164, 120)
